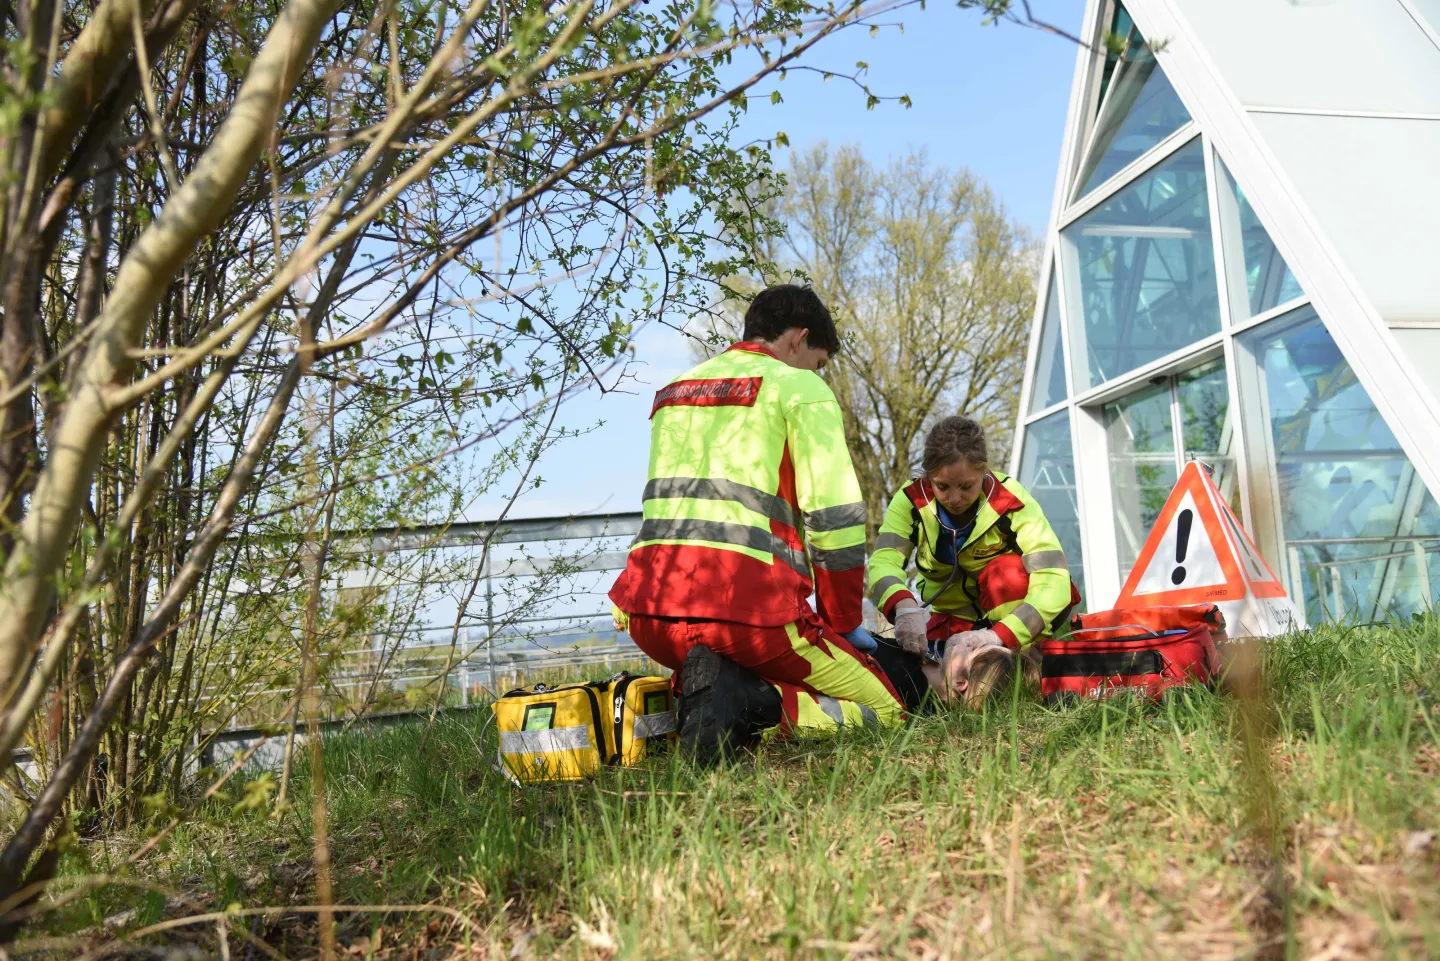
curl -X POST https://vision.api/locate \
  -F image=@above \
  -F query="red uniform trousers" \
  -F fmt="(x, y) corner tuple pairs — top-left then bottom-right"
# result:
(626, 611), (905, 736)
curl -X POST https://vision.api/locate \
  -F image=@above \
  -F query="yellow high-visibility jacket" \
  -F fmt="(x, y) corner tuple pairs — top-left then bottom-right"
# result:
(867, 472), (1079, 648)
(609, 342), (869, 631)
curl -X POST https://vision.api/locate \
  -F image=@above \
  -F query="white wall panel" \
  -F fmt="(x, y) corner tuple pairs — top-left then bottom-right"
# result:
(1171, 0), (1440, 114)
(1249, 112), (1440, 325)
(1391, 328), (1440, 405)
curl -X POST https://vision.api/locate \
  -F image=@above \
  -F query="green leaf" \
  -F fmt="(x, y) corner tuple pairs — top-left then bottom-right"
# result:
(140, 793), (179, 819)
(770, 90), (782, 105)
(233, 773), (277, 814)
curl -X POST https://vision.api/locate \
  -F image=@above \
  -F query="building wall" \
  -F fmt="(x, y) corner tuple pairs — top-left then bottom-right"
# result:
(1174, 0), (1440, 327)
(1010, 0), (1440, 624)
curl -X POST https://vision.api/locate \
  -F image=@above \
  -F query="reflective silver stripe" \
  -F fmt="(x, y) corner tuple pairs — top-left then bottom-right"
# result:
(500, 726), (592, 755)
(805, 502), (866, 532)
(859, 705), (878, 730)
(632, 711), (676, 739)
(644, 476), (800, 527)
(811, 543), (866, 571)
(816, 696), (845, 728)
(634, 518), (810, 577)
(1022, 550), (1068, 572)
(874, 532), (912, 556)
(1011, 602), (1045, 637)
(870, 575), (906, 608)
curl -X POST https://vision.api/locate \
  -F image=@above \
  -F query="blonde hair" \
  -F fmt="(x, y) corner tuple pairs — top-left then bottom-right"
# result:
(962, 645), (1042, 710)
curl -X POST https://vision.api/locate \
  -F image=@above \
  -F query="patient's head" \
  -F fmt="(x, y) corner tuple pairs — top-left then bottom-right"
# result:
(940, 643), (1039, 710)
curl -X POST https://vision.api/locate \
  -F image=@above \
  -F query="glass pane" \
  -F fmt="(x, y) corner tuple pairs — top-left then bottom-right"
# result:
(1243, 306), (1440, 625)
(1018, 410), (1086, 605)
(1076, 57), (1191, 198)
(1029, 272), (1067, 414)
(1105, 383), (1178, 582)
(1068, 139), (1220, 388)
(1175, 360), (1241, 514)
(1217, 159), (1304, 317)
(1095, 6), (1139, 112)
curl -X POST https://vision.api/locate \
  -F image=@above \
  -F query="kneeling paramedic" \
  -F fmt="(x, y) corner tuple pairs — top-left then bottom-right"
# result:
(867, 416), (1081, 712)
(609, 285), (904, 763)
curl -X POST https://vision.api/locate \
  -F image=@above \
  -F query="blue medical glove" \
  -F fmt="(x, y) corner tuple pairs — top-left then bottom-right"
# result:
(840, 625), (878, 652)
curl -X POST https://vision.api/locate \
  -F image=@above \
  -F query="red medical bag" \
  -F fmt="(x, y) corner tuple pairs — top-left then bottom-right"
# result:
(1039, 605), (1224, 706)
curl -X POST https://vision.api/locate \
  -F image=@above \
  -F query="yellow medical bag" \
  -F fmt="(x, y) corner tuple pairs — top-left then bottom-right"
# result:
(492, 673), (676, 783)
(606, 673), (676, 765)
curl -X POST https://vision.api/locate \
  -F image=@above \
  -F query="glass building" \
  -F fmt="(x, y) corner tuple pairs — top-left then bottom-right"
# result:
(1011, 0), (1440, 625)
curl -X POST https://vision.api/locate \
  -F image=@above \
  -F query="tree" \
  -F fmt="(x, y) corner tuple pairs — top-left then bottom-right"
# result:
(698, 144), (1039, 541)
(0, 0), (948, 927)
(791, 145), (1038, 537)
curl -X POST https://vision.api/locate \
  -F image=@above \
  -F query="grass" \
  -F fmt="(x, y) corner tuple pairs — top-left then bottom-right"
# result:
(17, 619), (1440, 959)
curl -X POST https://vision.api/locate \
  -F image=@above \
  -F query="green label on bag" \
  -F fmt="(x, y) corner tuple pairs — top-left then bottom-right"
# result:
(643, 691), (669, 715)
(522, 704), (555, 731)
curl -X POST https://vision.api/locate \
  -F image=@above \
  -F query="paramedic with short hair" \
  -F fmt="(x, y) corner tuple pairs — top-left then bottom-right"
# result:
(867, 415), (1082, 711)
(609, 285), (904, 764)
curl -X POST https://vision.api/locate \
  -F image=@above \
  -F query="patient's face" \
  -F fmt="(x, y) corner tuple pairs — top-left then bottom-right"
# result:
(923, 641), (1001, 706)
(929, 459), (988, 516)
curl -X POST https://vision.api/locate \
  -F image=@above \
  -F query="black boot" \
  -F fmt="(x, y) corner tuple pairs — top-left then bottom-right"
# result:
(677, 645), (782, 766)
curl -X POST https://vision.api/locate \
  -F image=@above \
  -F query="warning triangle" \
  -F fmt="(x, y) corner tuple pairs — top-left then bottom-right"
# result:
(1115, 462), (1303, 636)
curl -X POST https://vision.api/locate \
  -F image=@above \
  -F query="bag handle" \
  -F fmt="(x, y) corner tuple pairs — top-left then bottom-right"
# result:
(1067, 623), (1190, 641)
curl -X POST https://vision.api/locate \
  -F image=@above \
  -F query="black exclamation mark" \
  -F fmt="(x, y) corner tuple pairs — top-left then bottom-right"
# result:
(1171, 509), (1193, 585)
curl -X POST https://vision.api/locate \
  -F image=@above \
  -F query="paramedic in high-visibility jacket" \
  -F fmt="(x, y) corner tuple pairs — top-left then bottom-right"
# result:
(609, 285), (904, 764)
(867, 415), (1082, 710)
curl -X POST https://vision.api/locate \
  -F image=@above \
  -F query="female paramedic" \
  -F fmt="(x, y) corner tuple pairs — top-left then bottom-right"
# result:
(866, 415), (1081, 710)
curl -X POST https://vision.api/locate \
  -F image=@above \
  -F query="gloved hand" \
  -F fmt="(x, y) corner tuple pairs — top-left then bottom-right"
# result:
(840, 625), (878, 652)
(892, 600), (929, 658)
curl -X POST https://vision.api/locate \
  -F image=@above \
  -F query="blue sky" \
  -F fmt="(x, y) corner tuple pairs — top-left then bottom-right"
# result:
(473, 0), (1086, 521)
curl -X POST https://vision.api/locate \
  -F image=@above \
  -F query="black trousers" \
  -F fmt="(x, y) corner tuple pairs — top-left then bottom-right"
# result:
(868, 641), (933, 715)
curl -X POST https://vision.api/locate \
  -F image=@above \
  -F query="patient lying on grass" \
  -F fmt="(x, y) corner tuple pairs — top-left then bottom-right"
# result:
(871, 629), (1042, 711)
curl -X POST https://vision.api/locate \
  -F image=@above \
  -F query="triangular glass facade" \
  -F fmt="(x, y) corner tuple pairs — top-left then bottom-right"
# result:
(1016, 0), (1440, 627)
(1029, 272), (1067, 414)
(1074, 7), (1191, 199)
(1217, 158), (1304, 317)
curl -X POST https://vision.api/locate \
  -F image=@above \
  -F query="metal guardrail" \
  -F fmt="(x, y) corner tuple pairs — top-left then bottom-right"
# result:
(207, 511), (646, 731)
(6, 516), (651, 792)
(197, 646), (663, 773)
(272, 512), (645, 554)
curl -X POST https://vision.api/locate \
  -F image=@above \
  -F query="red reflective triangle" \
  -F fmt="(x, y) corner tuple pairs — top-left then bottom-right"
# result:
(1115, 461), (1285, 608)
